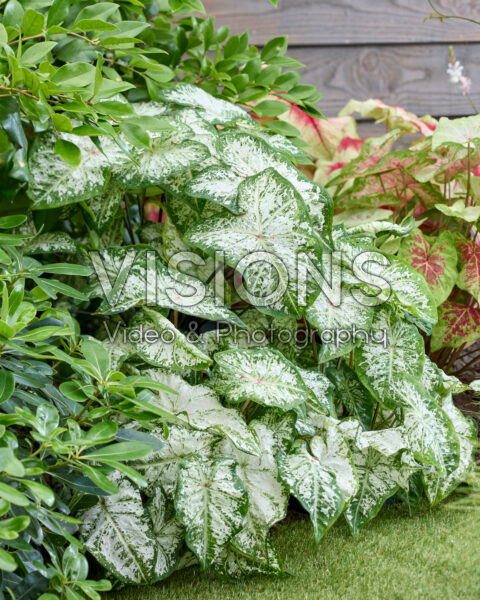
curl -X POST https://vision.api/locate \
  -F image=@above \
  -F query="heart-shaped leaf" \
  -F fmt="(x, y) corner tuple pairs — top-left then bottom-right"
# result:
(398, 229), (457, 306)
(186, 168), (322, 317)
(175, 455), (248, 569)
(277, 441), (344, 543)
(355, 308), (425, 408)
(80, 473), (157, 584)
(213, 347), (309, 410)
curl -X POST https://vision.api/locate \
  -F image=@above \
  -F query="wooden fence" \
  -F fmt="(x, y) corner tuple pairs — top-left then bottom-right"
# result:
(203, 0), (480, 135)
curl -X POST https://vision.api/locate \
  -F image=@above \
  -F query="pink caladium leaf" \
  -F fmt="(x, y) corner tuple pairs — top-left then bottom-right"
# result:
(279, 102), (359, 161)
(456, 235), (480, 302)
(334, 149), (443, 210)
(398, 229), (458, 306)
(328, 130), (401, 193)
(431, 301), (480, 351)
(339, 99), (437, 136)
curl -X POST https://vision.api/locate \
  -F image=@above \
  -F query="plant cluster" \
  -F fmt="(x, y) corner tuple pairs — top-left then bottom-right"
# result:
(0, 0), (477, 597)
(283, 98), (480, 377)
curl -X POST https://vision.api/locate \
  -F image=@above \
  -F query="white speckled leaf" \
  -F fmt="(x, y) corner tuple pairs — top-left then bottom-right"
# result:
(354, 307), (425, 408)
(218, 422), (288, 565)
(89, 246), (244, 326)
(25, 232), (77, 255)
(213, 347), (309, 410)
(175, 455), (248, 569)
(80, 472), (157, 584)
(345, 438), (415, 536)
(157, 83), (251, 125)
(391, 377), (460, 475)
(146, 488), (184, 580)
(233, 118), (307, 161)
(187, 130), (332, 230)
(347, 216), (415, 237)
(111, 135), (210, 189)
(85, 184), (124, 234)
(129, 308), (211, 371)
(310, 422), (359, 504)
(306, 288), (375, 362)
(296, 366), (336, 421)
(326, 363), (375, 431)
(212, 540), (283, 578)
(422, 393), (476, 504)
(28, 131), (109, 209)
(184, 165), (244, 212)
(143, 370), (260, 456)
(186, 168), (321, 317)
(384, 257), (438, 324)
(277, 441), (344, 543)
(128, 424), (216, 498)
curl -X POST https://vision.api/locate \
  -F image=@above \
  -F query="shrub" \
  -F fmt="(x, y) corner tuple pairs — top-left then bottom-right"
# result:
(0, 0), (477, 596)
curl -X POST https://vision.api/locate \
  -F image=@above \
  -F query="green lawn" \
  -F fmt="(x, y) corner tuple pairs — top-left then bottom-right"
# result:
(108, 504), (480, 600)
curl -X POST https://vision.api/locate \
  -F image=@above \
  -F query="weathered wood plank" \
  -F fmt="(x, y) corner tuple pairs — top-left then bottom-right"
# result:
(203, 0), (480, 46)
(288, 43), (480, 117)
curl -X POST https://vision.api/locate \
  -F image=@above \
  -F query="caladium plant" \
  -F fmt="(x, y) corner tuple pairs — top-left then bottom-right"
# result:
(0, 3), (477, 594)
(17, 83), (468, 587)
(286, 98), (480, 378)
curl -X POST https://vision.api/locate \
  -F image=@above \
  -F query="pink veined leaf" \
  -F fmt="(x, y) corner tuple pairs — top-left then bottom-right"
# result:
(431, 301), (480, 351)
(313, 135), (365, 185)
(328, 130), (401, 190)
(279, 102), (359, 161)
(456, 236), (480, 302)
(416, 145), (480, 183)
(339, 99), (437, 136)
(398, 229), (458, 306)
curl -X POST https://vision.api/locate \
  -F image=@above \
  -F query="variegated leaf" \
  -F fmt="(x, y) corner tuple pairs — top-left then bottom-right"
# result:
(306, 287), (375, 362)
(297, 366), (336, 418)
(217, 422), (288, 567)
(187, 130), (332, 230)
(213, 347), (309, 410)
(391, 377), (459, 475)
(212, 540), (283, 578)
(422, 393), (476, 505)
(111, 135), (210, 190)
(185, 168), (322, 317)
(327, 363), (375, 431)
(277, 441), (344, 543)
(84, 184), (124, 234)
(143, 370), (260, 456)
(24, 232), (77, 255)
(398, 229), (457, 306)
(157, 83), (251, 125)
(431, 302), (480, 351)
(432, 114), (480, 148)
(184, 165), (244, 212)
(128, 425), (216, 498)
(345, 436), (416, 536)
(175, 455), (248, 569)
(347, 216), (415, 237)
(456, 235), (480, 303)
(355, 307), (425, 408)
(166, 194), (226, 236)
(310, 420), (359, 504)
(89, 246), (244, 326)
(80, 472), (157, 584)
(28, 131), (108, 209)
(147, 488), (184, 580)
(379, 256), (437, 325)
(129, 308), (211, 371)
(233, 118), (307, 161)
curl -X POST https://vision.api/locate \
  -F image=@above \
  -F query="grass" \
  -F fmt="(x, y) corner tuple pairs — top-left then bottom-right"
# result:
(108, 503), (480, 600)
